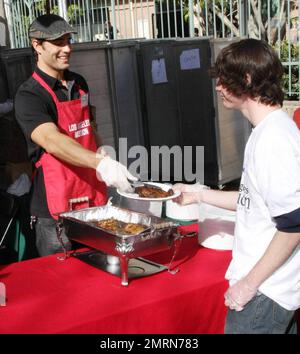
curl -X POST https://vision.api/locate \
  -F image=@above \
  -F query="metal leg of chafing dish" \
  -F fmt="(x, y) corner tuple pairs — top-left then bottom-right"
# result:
(167, 233), (183, 275)
(56, 222), (71, 261)
(119, 254), (129, 286)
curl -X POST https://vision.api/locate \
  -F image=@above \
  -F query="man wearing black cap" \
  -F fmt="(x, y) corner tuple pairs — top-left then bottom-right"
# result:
(15, 14), (136, 256)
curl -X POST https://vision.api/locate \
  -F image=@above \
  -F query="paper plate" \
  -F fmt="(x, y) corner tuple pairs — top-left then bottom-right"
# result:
(200, 232), (234, 250)
(117, 182), (180, 202)
(198, 203), (236, 250)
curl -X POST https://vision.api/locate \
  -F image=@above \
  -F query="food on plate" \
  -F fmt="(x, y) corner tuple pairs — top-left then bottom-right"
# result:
(135, 185), (174, 198)
(93, 218), (148, 235)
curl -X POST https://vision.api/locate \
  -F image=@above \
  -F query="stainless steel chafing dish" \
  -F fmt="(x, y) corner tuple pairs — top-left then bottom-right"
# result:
(57, 205), (181, 285)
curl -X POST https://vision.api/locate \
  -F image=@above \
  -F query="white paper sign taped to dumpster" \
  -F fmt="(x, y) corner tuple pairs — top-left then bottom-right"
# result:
(151, 58), (168, 84)
(180, 49), (200, 70)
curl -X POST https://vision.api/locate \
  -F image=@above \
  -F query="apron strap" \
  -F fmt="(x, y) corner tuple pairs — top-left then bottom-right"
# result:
(32, 72), (60, 105)
(33, 72), (87, 103)
(74, 83), (87, 97)
(35, 160), (42, 168)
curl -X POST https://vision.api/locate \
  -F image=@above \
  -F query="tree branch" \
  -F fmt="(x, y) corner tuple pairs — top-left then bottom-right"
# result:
(214, 6), (240, 36)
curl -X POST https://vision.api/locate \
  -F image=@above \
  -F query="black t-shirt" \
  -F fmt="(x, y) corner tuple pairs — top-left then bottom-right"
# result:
(15, 67), (89, 218)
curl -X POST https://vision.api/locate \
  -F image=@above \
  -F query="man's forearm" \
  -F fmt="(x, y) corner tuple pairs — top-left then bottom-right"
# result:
(202, 189), (239, 211)
(32, 122), (102, 169)
(45, 131), (100, 169)
(245, 231), (300, 289)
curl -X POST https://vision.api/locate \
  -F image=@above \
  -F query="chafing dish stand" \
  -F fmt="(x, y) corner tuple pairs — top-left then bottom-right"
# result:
(56, 205), (182, 286)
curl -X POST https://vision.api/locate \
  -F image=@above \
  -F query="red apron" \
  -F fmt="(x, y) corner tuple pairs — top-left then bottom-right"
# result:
(32, 72), (107, 219)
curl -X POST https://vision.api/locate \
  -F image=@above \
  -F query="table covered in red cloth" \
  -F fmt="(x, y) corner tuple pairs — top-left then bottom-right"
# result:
(0, 223), (233, 334)
(1, 222), (299, 334)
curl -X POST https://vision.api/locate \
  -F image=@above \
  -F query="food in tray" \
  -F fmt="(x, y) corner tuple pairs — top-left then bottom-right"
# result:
(135, 185), (174, 198)
(93, 218), (148, 235)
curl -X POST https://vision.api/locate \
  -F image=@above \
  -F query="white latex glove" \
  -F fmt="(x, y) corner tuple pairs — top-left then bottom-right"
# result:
(224, 278), (258, 312)
(172, 183), (209, 205)
(96, 156), (137, 192)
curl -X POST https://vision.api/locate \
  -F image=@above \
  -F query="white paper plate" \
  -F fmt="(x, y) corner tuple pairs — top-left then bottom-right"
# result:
(197, 203), (236, 250)
(200, 232), (234, 250)
(117, 182), (180, 202)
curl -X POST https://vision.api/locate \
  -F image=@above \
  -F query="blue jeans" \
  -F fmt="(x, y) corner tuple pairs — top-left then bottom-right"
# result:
(225, 292), (297, 334)
(35, 217), (72, 257)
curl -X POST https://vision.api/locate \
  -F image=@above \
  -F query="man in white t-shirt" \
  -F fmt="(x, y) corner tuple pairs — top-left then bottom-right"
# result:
(173, 38), (300, 334)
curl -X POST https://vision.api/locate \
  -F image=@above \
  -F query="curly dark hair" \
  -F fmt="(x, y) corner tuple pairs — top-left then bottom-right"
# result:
(211, 38), (284, 106)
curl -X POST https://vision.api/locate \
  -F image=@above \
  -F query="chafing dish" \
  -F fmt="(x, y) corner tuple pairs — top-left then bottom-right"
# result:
(57, 205), (181, 285)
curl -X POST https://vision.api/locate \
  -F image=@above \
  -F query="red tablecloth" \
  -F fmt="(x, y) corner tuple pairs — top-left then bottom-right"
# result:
(3, 223), (298, 335)
(1, 223), (299, 334)
(0, 223), (233, 334)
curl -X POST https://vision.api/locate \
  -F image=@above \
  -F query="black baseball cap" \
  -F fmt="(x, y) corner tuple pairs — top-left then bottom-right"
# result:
(28, 14), (77, 40)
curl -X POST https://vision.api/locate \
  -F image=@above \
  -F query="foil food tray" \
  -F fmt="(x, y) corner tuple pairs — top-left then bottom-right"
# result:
(58, 205), (180, 285)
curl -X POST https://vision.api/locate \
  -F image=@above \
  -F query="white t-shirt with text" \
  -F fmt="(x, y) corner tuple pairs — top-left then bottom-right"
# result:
(225, 109), (300, 310)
